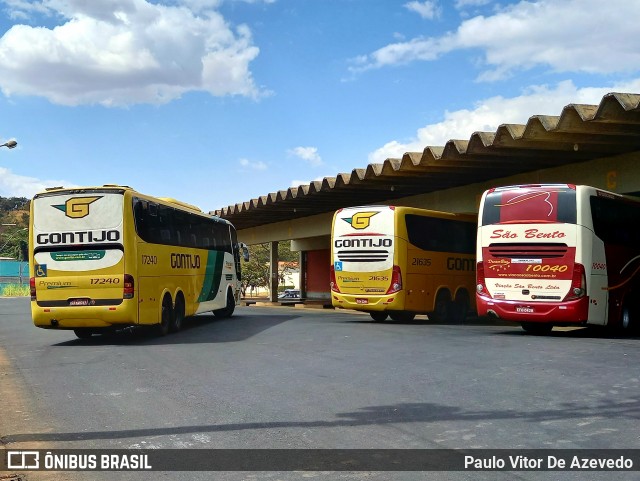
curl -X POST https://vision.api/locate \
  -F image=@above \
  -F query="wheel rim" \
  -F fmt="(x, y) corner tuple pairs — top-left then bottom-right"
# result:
(622, 306), (631, 330)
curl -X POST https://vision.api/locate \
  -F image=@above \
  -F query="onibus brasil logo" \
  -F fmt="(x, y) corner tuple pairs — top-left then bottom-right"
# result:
(53, 196), (102, 219)
(342, 211), (378, 230)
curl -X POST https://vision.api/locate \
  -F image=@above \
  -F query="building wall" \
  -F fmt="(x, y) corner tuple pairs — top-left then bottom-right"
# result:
(305, 249), (330, 300)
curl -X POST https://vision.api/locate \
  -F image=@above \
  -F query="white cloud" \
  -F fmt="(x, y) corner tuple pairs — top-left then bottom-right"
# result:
(404, 1), (440, 20)
(368, 79), (640, 162)
(351, 0), (640, 79)
(0, 0), (267, 106)
(0, 167), (76, 198)
(288, 146), (323, 167)
(239, 158), (267, 171)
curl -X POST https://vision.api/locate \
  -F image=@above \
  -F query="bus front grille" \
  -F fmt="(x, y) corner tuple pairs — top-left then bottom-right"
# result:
(488, 243), (568, 259)
(336, 250), (389, 262)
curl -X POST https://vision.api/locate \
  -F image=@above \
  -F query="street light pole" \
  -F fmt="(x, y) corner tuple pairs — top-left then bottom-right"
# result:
(1, 140), (17, 149)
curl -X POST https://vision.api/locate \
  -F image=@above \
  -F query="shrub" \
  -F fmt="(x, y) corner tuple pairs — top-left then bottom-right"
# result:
(1, 283), (29, 297)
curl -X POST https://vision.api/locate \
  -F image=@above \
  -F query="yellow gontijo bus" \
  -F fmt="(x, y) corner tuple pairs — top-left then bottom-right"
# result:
(330, 205), (477, 322)
(29, 185), (247, 338)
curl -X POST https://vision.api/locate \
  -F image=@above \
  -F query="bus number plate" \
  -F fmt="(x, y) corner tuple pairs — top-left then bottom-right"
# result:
(69, 298), (90, 306)
(516, 306), (534, 313)
(356, 298), (368, 305)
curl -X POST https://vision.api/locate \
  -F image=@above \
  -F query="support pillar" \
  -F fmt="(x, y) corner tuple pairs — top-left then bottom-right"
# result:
(269, 241), (279, 302)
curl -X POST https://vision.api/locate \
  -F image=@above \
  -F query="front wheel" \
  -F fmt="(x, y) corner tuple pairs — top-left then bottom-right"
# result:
(521, 322), (553, 334)
(214, 289), (236, 319)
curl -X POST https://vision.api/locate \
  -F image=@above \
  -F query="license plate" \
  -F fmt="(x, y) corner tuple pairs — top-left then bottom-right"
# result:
(356, 298), (368, 305)
(516, 306), (534, 313)
(69, 298), (90, 306)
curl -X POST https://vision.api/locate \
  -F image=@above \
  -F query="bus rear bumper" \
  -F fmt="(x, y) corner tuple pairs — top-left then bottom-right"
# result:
(476, 296), (589, 324)
(31, 303), (137, 329)
(331, 293), (402, 311)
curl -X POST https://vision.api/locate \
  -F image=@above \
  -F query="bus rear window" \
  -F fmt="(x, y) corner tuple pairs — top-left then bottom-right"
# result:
(482, 188), (576, 226)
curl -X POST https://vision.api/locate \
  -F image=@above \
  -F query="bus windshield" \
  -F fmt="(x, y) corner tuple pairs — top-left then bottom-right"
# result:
(481, 186), (577, 226)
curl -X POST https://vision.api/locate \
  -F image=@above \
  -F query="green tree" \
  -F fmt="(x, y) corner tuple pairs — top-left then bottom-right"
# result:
(0, 226), (28, 260)
(241, 242), (298, 297)
(0, 196), (30, 260)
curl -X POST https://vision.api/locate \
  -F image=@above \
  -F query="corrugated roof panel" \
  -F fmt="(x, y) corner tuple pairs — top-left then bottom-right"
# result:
(214, 92), (640, 230)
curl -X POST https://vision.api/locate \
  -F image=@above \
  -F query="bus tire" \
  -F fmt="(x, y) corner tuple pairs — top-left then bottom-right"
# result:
(156, 295), (172, 336)
(389, 311), (416, 322)
(450, 290), (470, 323)
(74, 329), (93, 339)
(430, 290), (451, 323)
(214, 289), (235, 319)
(620, 300), (637, 334)
(521, 322), (553, 334)
(369, 312), (388, 322)
(170, 294), (185, 333)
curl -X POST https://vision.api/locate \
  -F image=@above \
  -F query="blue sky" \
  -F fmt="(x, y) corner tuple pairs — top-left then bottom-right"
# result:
(1, 0), (639, 212)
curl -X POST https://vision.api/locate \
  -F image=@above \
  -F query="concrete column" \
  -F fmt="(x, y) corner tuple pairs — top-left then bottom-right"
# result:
(299, 250), (307, 300)
(269, 241), (279, 302)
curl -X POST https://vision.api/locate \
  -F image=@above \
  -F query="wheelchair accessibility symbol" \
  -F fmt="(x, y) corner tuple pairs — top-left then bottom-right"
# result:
(334, 261), (343, 271)
(35, 264), (47, 277)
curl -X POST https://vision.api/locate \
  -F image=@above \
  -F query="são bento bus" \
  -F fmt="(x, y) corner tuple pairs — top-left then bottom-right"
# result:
(476, 184), (640, 333)
(29, 185), (247, 338)
(330, 205), (477, 322)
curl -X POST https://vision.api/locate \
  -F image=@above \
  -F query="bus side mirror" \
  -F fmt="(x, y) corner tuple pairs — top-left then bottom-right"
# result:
(241, 243), (249, 262)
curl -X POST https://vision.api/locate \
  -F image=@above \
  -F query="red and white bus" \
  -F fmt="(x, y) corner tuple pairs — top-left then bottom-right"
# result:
(476, 184), (640, 333)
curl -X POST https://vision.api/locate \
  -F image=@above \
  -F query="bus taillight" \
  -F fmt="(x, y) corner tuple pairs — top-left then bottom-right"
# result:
(123, 274), (135, 299)
(30, 277), (36, 300)
(476, 262), (491, 298)
(386, 265), (403, 294)
(329, 265), (340, 293)
(563, 263), (586, 301)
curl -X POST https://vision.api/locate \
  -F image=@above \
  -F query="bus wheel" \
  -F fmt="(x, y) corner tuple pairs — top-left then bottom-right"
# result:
(74, 329), (93, 339)
(521, 322), (553, 334)
(156, 295), (172, 336)
(369, 312), (388, 322)
(214, 289), (235, 319)
(170, 295), (185, 333)
(620, 301), (637, 333)
(450, 291), (470, 323)
(390, 311), (416, 322)
(430, 290), (451, 323)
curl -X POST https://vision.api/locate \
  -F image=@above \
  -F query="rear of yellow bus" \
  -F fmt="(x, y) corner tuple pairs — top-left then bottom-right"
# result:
(30, 187), (137, 335)
(330, 206), (405, 316)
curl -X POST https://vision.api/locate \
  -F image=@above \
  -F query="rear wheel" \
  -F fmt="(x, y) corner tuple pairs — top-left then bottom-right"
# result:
(369, 312), (388, 322)
(450, 290), (470, 323)
(389, 311), (416, 322)
(170, 295), (185, 333)
(74, 329), (93, 339)
(214, 289), (235, 319)
(156, 295), (172, 336)
(521, 322), (553, 334)
(429, 290), (452, 323)
(619, 300), (637, 334)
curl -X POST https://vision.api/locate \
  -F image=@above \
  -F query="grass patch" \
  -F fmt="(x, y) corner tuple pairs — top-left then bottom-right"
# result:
(1, 283), (29, 297)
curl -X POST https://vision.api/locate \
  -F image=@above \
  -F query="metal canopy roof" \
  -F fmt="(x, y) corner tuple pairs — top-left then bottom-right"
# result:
(213, 92), (640, 231)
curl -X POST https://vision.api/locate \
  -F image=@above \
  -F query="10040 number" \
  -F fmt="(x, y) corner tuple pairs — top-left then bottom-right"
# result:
(525, 264), (568, 273)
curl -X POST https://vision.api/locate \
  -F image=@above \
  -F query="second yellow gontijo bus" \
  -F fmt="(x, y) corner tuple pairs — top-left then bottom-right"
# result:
(29, 185), (248, 338)
(476, 184), (640, 333)
(330, 205), (477, 322)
